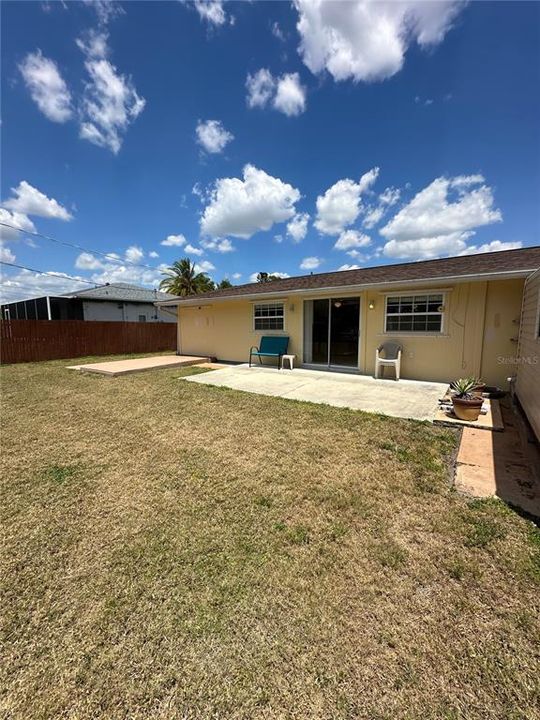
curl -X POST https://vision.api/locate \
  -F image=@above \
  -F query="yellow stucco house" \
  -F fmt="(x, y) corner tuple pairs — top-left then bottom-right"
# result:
(158, 246), (540, 403)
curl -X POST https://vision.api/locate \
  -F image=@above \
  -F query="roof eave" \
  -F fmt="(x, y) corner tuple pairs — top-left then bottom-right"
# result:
(155, 268), (534, 308)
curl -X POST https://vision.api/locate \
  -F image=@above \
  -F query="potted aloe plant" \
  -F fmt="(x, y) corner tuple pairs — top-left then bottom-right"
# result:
(450, 377), (484, 421)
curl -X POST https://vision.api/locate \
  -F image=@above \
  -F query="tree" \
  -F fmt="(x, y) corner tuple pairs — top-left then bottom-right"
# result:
(159, 258), (215, 296)
(256, 272), (280, 283)
(216, 278), (232, 289)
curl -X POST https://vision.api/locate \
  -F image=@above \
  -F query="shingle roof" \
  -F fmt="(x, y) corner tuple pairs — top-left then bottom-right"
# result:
(64, 282), (174, 303)
(159, 246), (540, 305)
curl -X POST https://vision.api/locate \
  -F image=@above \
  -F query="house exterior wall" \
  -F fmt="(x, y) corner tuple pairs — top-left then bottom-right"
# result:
(177, 278), (525, 386)
(82, 301), (175, 322)
(516, 269), (540, 439)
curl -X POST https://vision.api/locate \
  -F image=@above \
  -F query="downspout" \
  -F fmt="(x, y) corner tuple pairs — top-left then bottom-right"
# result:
(46, 296), (52, 321)
(177, 308), (181, 356)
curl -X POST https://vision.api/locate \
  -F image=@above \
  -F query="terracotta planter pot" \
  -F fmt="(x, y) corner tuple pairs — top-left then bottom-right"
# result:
(452, 396), (483, 421)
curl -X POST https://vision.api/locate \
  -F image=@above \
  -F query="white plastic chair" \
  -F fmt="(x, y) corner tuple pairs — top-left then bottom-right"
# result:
(375, 341), (402, 380)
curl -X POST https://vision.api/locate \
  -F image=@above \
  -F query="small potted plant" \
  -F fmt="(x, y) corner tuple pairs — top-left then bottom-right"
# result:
(450, 377), (484, 421)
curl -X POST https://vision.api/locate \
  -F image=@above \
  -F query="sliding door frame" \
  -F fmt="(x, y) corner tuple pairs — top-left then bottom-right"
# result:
(303, 296), (362, 371)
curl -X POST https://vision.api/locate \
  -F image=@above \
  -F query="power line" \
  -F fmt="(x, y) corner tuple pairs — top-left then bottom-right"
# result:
(0, 221), (163, 272)
(0, 260), (166, 299)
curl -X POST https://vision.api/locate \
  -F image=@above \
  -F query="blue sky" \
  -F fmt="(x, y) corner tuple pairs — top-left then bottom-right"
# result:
(1, 0), (539, 300)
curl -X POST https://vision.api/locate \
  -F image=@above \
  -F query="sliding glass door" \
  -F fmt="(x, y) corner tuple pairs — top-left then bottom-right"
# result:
(303, 297), (360, 368)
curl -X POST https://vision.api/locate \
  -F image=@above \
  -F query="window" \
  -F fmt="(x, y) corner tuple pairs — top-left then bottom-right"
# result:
(253, 302), (284, 331)
(385, 293), (444, 333)
(138, 314), (147, 322)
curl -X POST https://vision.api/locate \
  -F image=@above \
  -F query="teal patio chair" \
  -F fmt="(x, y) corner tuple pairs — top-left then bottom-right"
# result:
(249, 336), (289, 370)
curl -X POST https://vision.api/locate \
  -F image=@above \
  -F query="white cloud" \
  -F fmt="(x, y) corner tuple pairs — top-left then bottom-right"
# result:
(2, 181), (72, 220)
(148, 250), (159, 258)
(0, 269), (90, 303)
(195, 260), (215, 274)
(83, 0), (124, 26)
(273, 73), (306, 116)
(451, 174), (486, 188)
(272, 21), (285, 42)
(274, 234), (283, 244)
(381, 175), (502, 259)
(246, 69), (275, 109)
(249, 271), (290, 283)
(190, 0), (230, 26)
(337, 264), (360, 271)
(300, 256), (322, 270)
(0, 246), (16, 263)
(75, 252), (168, 287)
(20, 32), (142, 154)
(247, 69), (307, 116)
(78, 33), (146, 154)
(287, 212), (309, 243)
(200, 237), (235, 253)
(363, 188), (400, 229)
(192, 182), (211, 203)
(200, 164), (300, 239)
(125, 245), (144, 263)
(294, 0), (464, 83)
(358, 167), (380, 193)
(161, 234), (186, 247)
(232, 272), (242, 280)
(379, 187), (401, 206)
(415, 95), (434, 107)
(19, 50), (72, 122)
(382, 233), (474, 260)
(346, 249), (369, 262)
(0, 209), (36, 242)
(196, 119), (234, 154)
(315, 168), (379, 235)
(76, 28), (110, 58)
(362, 206), (384, 229)
(185, 243), (204, 256)
(89, 262), (167, 287)
(334, 229), (371, 250)
(75, 252), (105, 270)
(458, 240), (523, 256)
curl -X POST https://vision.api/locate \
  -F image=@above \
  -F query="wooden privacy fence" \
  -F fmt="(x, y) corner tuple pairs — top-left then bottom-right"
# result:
(0, 319), (177, 364)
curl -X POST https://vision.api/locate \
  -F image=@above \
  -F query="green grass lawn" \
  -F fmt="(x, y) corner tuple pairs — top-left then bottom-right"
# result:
(1, 356), (539, 719)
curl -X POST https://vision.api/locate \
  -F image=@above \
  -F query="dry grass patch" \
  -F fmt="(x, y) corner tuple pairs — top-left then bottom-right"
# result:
(1, 355), (539, 719)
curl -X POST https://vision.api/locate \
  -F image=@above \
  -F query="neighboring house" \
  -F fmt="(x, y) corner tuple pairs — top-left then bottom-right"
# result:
(157, 247), (540, 391)
(516, 267), (540, 439)
(1, 283), (176, 323)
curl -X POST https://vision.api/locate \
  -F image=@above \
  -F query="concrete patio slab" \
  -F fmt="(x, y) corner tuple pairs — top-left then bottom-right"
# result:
(67, 354), (209, 376)
(183, 364), (448, 421)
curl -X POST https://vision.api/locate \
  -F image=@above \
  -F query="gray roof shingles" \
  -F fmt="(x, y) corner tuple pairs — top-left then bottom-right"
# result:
(64, 282), (174, 303)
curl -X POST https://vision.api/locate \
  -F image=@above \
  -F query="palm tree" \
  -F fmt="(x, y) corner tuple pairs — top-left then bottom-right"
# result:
(159, 258), (215, 296)
(216, 278), (233, 289)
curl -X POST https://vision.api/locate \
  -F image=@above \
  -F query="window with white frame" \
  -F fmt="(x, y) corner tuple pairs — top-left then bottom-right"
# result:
(253, 302), (284, 331)
(385, 293), (444, 333)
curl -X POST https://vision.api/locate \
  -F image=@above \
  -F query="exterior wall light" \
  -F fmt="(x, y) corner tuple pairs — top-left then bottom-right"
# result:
(369, 300), (375, 310)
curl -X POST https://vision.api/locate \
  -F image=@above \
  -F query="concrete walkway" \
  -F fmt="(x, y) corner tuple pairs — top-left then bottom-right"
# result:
(455, 402), (540, 517)
(183, 364), (448, 421)
(68, 354), (208, 376)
